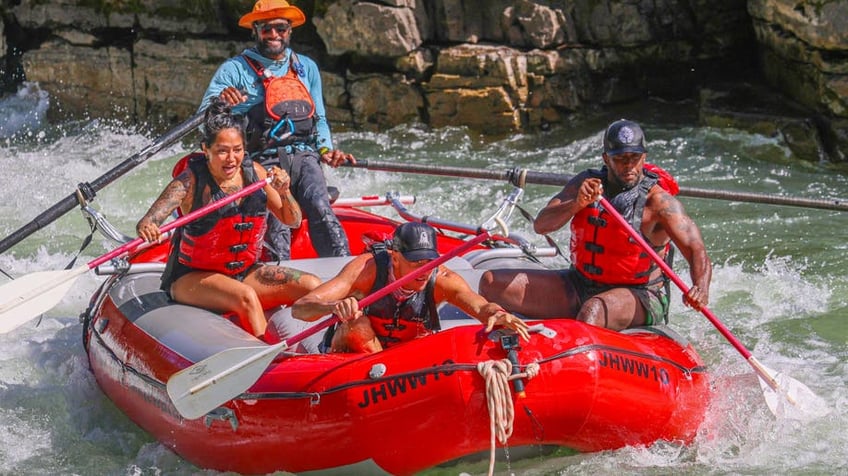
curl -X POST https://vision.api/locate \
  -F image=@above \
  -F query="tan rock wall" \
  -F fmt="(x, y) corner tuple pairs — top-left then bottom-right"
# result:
(22, 41), (134, 119)
(4, 0), (848, 160)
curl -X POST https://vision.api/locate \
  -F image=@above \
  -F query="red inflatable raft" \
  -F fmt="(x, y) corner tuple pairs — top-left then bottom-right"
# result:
(83, 253), (711, 475)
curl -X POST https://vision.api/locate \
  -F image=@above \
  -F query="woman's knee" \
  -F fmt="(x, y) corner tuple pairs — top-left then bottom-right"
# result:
(299, 273), (321, 293)
(284, 271), (321, 302)
(232, 286), (262, 314)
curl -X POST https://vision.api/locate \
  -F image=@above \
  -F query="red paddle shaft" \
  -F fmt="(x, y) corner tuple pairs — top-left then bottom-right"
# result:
(282, 230), (493, 348)
(599, 197), (782, 390)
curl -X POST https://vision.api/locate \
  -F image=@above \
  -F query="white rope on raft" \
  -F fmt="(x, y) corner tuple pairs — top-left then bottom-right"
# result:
(477, 359), (540, 476)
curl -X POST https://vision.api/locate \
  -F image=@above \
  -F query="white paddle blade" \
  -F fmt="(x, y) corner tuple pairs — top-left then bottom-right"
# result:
(758, 364), (830, 421)
(0, 266), (88, 334)
(167, 342), (288, 420)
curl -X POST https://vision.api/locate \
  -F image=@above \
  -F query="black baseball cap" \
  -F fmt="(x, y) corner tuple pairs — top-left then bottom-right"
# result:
(604, 119), (647, 156)
(393, 222), (439, 261)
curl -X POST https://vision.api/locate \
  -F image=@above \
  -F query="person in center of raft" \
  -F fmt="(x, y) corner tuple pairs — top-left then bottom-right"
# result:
(200, 0), (353, 260)
(291, 222), (531, 353)
(480, 119), (712, 330)
(136, 98), (321, 338)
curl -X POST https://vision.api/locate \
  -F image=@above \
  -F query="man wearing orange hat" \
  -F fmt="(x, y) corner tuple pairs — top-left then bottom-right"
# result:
(199, 0), (353, 260)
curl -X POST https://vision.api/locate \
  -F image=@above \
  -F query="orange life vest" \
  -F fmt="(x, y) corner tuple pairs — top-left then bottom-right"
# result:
(242, 54), (316, 153)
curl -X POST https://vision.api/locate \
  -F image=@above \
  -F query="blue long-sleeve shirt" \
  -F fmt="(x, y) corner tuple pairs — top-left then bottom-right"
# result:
(199, 47), (333, 151)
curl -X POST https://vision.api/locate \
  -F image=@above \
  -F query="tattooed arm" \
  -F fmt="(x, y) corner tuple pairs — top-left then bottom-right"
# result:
(136, 170), (194, 242)
(649, 188), (712, 309)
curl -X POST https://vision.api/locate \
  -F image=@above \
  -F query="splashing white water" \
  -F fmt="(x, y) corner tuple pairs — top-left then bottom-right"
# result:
(0, 82), (50, 140)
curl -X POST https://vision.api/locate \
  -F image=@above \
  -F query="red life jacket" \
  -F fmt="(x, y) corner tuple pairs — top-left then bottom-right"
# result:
(570, 165), (676, 286)
(644, 162), (679, 195)
(364, 245), (440, 348)
(176, 156), (268, 276)
(242, 53), (316, 153)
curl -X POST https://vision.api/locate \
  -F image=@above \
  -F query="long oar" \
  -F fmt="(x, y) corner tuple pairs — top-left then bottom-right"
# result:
(0, 177), (271, 335)
(345, 160), (848, 212)
(0, 111), (205, 255)
(598, 196), (828, 420)
(166, 230), (493, 420)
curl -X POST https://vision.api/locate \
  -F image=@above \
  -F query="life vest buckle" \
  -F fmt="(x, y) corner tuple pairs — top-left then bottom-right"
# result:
(233, 222), (255, 231)
(584, 242), (604, 253)
(226, 261), (245, 270)
(583, 263), (603, 275)
(588, 216), (607, 227)
(268, 117), (295, 142)
(230, 244), (248, 253)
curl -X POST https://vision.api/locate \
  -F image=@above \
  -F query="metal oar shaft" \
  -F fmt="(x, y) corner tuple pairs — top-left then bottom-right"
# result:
(347, 160), (848, 212)
(679, 186), (848, 212)
(0, 112), (204, 255)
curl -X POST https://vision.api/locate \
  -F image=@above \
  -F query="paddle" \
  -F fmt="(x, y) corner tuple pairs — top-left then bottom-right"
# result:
(0, 176), (272, 334)
(166, 230), (494, 420)
(0, 111), (205, 255)
(598, 196), (828, 420)
(345, 160), (848, 212)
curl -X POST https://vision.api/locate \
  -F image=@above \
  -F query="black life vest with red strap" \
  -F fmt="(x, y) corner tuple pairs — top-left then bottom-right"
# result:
(176, 155), (268, 275)
(364, 245), (440, 349)
(570, 165), (676, 286)
(242, 53), (316, 154)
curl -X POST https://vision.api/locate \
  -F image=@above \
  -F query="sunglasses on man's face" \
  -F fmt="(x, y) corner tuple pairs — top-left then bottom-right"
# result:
(258, 22), (291, 35)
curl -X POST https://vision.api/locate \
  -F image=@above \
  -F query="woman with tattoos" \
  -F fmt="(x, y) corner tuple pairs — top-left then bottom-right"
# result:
(136, 97), (320, 338)
(480, 119), (712, 330)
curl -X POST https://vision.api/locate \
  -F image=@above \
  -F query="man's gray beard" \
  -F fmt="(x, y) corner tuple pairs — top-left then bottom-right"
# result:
(257, 38), (289, 58)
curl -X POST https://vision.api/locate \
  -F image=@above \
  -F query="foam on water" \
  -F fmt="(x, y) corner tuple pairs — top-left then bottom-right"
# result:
(0, 83), (49, 140)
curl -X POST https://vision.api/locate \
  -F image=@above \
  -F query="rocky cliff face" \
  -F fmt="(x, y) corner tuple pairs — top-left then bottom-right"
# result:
(1, 0), (846, 162)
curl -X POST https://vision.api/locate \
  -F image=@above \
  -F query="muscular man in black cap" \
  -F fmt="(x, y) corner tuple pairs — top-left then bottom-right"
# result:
(480, 119), (712, 330)
(292, 222), (529, 353)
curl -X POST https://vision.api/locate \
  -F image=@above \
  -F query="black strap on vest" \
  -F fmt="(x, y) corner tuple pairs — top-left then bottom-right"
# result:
(370, 243), (441, 332)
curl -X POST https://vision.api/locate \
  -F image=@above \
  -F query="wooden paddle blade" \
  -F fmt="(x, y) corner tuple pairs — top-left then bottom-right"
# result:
(167, 342), (288, 420)
(758, 363), (830, 421)
(0, 265), (88, 334)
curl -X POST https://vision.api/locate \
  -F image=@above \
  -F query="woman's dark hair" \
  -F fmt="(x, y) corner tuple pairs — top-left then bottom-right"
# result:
(201, 96), (247, 147)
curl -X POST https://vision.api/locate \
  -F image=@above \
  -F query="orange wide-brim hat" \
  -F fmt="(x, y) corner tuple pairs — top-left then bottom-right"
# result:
(238, 0), (306, 29)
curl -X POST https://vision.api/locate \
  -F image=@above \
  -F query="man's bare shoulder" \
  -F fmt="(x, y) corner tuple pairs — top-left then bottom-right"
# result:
(647, 186), (685, 215)
(436, 266), (474, 291)
(337, 252), (377, 281)
(644, 186), (697, 241)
